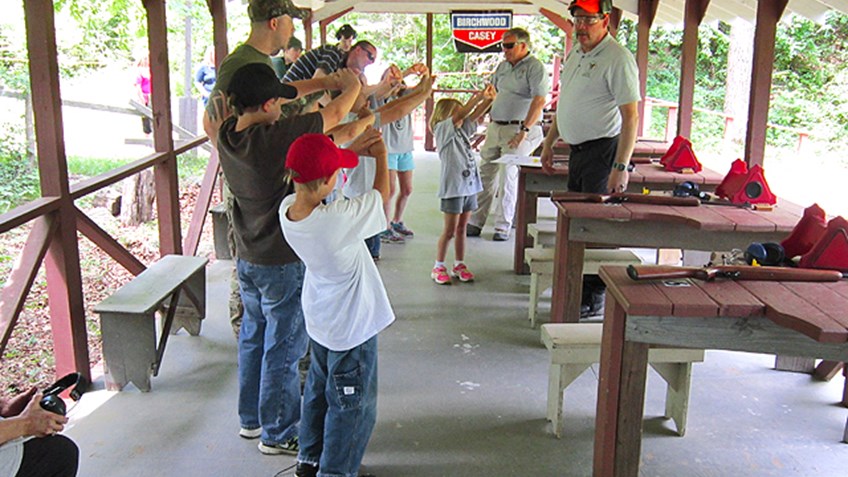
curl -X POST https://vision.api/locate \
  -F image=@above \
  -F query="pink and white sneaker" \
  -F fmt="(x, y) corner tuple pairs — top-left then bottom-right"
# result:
(452, 264), (475, 282)
(431, 266), (452, 285)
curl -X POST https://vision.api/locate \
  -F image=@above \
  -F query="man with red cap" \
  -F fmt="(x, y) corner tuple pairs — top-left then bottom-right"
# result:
(540, 0), (641, 318)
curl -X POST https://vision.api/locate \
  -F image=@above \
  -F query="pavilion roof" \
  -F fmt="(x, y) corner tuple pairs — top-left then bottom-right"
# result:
(300, 0), (847, 25)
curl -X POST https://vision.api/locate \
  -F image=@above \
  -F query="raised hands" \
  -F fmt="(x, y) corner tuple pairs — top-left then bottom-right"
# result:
(347, 127), (386, 158)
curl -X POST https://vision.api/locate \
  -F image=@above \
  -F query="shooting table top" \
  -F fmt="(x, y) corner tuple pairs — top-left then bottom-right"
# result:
(548, 198), (804, 323)
(514, 162), (725, 274)
(592, 266), (848, 477)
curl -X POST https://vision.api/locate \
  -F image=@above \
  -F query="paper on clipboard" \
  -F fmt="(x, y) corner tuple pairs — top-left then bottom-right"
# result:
(492, 154), (542, 167)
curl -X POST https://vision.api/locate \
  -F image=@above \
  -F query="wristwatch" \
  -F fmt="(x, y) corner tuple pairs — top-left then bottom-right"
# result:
(519, 123), (530, 133)
(612, 162), (628, 172)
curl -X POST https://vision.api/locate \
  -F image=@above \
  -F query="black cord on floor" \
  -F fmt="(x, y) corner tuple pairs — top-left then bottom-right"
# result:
(272, 462), (297, 477)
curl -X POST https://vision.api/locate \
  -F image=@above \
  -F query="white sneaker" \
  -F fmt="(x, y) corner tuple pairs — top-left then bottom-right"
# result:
(239, 427), (261, 439)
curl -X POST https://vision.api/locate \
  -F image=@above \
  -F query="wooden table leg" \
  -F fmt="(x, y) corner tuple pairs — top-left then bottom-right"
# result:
(594, 298), (649, 477)
(550, 215), (585, 323)
(514, 169), (536, 275)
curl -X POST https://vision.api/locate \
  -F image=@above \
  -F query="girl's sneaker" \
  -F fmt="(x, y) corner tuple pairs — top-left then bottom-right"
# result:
(391, 221), (414, 237)
(452, 264), (475, 282)
(431, 265), (452, 285)
(380, 229), (405, 244)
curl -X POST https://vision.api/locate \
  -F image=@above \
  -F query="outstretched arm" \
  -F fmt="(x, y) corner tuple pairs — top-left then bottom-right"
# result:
(318, 69), (362, 132)
(376, 73), (434, 125)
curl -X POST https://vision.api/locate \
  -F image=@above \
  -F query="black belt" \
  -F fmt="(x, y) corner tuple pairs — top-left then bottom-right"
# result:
(569, 136), (618, 152)
(492, 119), (535, 128)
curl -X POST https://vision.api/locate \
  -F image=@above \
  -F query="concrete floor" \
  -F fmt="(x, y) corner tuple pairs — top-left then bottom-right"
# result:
(66, 152), (848, 477)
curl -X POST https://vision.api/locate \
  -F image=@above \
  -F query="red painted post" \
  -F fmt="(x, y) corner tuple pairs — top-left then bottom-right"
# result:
(678, 0), (711, 140)
(744, 0), (790, 168)
(636, 0), (659, 138)
(425, 13), (435, 152)
(145, 0), (183, 256)
(665, 106), (679, 143)
(24, 0), (90, 379)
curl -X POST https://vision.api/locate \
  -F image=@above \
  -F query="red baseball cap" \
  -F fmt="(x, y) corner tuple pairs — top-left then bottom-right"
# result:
(569, 0), (605, 14)
(286, 134), (359, 183)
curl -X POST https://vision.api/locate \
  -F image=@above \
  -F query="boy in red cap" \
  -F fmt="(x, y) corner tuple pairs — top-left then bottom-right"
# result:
(279, 129), (392, 477)
(217, 62), (363, 456)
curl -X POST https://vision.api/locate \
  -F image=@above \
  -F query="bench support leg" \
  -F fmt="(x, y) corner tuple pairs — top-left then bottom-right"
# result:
(101, 312), (156, 392)
(164, 267), (206, 336)
(651, 362), (693, 436)
(774, 355), (816, 373)
(548, 363), (591, 438)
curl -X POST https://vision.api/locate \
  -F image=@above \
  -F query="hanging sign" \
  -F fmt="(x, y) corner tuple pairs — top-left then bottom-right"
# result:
(451, 10), (513, 53)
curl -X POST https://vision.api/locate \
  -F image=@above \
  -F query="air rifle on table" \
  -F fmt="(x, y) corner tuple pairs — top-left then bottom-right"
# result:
(627, 264), (847, 282)
(551, 192), (701, 207)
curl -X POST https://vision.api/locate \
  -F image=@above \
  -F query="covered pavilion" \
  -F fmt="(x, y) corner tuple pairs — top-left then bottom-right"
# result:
(4, 1), (848, 475)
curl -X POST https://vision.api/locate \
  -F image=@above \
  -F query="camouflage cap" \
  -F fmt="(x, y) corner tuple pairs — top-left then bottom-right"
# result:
(248, 0), (308, 22)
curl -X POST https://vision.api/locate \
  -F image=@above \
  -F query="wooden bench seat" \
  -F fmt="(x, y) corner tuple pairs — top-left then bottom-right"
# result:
(94, 254), (208, 391)
(541, 323), (704, 438)
(528, 221), (557, 248)
(526, 248), (641, 327)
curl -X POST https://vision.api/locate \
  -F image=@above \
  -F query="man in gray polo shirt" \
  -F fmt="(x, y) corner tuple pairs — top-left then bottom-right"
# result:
(540, 0), (641, 317)
(467, 27), (549, 242)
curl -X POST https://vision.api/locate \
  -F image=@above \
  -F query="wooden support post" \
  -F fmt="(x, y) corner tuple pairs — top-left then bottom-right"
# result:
(305, 12), (313, 50)
(207, 0), (227, 69)
(744, 0), (790, 168)
(24, 0), (90, 379)
(145, 0), (183, 256)
(678, 0), (711, 139)
(425, 13), (435, 152)
(636, 0), (659, 137)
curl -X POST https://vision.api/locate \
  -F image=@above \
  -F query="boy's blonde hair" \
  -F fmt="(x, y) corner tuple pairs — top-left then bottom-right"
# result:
(286, 170), (326, 192)
(429, 98), (462, 132)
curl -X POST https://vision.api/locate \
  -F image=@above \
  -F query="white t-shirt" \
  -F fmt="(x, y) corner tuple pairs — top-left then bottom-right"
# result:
(0, 417), (24, 477)
(279, 190), (395, 351)
(556, 34), (641, 145)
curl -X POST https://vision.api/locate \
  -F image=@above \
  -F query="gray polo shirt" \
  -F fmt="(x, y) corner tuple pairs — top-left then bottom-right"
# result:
(489, 54), (549, 122)
(556, 34), (641, 145)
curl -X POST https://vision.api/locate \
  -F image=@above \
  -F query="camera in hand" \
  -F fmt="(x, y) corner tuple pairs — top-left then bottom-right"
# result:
(39, 373), (88, 416)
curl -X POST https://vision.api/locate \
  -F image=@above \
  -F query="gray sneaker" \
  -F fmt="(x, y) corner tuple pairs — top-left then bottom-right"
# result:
(258, 437), (299, 456)
(492, 230), (509, 242)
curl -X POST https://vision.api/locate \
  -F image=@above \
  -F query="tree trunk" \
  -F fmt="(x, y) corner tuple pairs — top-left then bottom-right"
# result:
(724, 19), (754, 144)
(121, 169), (156, 225)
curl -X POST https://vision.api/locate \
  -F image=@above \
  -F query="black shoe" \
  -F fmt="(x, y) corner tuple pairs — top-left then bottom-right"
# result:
(580, 292), (605, 319)
(492, 231), (509, 242)
(466, 223), (482, 237)
(295, 463), (318, 477)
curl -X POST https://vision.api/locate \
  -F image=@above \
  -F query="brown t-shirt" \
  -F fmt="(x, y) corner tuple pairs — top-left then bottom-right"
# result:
(217, 112), (324, 265)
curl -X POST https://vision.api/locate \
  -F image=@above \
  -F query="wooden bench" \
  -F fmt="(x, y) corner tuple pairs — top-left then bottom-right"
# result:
(94, 254), (208, 392)
(528, 221), (557, 248)
(526, 248), (641, 327)
(541, 323), (704, 438)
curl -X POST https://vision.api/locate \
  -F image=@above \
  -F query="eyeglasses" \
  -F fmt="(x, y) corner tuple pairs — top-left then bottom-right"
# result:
(573, 15), (605, 25)
(502, 42), (523, 50)
(360, 47), (375, 62)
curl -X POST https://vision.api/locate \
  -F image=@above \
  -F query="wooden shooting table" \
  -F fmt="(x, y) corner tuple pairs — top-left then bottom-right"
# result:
(593, 265), (848, 477)
(513, 160), (724, 274)
(549, 198), (803, 324)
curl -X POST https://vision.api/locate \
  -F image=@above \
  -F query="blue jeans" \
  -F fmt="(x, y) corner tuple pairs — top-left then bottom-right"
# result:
(299, 337), (378, 477)
(237, 259), (308, 445)
(365, 233), (381, 258)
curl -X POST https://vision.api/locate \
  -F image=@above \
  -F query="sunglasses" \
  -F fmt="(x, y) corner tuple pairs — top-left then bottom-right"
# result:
(572, 15), (605, 25)
(360, 47), (375, 62)
(502, 42), (520, 50)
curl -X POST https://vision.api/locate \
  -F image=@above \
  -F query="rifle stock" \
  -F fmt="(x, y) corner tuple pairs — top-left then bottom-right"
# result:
(551, 192), (700, 207)
(627, 264), (846, 282)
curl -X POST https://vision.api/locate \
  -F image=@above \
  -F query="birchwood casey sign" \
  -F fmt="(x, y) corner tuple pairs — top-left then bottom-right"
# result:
(451, 10), (513, 53)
